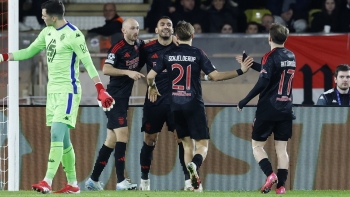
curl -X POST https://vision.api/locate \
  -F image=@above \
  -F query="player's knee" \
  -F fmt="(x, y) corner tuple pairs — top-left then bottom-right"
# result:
(144, 133), (158, 146)
(276, 149), (288, 159)
(252, 145), (264, 154)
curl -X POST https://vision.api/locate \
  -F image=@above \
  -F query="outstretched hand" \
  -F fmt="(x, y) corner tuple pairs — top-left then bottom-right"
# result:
(127, 71), (145, 81)
(240, 56), (254, 73)
(148, 85), (161, 103)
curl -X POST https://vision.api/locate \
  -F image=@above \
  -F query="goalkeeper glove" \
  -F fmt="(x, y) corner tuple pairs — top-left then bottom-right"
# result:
(0, 54), (9, 63)
(95, 82), (115, 111)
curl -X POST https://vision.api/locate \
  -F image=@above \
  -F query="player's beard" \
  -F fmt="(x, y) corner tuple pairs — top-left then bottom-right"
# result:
(128, 34), (138, 41)
(337, 83), (349, 91)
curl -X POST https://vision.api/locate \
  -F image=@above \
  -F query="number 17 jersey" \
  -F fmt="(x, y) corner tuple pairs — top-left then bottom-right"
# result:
(257, 47), (296, 120)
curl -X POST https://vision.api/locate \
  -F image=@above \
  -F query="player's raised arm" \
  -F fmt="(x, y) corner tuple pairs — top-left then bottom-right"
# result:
(207, 57), (254, 81)
(0, 28), (47, 62)
(69, 31), (114, 111)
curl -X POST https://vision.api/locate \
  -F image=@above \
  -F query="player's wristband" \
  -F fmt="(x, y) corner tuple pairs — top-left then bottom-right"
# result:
(1, 54), (9, 61)
(236, 69), (243, 76)
(204, 75), (209, 81)
(95, 82), (105, 93)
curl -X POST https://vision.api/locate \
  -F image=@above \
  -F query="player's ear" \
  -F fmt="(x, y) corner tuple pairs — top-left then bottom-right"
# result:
(155, 27), (158, 34)
(191, 34), (194, 39)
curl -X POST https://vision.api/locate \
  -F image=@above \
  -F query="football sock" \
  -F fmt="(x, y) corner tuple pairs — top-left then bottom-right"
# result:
(91, 144), (114, 182)
(62, 144), (77, 185)
(258, 158), (274, 177)
(140, 142), (155, 180)
(45, 142), (63, 180)
(62, 127), (71, 149)
(43, 177), (52, 186)
(115, 142), (127, 183)
(178, 142), (190, 180)
(277, 169), (288, 188)
(192, 154), (203, 169)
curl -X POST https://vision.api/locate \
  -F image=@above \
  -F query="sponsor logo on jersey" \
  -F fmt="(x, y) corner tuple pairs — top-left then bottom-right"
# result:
(126, 57), (139, 70)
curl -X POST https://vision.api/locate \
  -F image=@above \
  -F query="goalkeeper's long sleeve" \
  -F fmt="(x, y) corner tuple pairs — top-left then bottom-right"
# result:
(80, 56), (99, 79)
(12, 45), (42, 61)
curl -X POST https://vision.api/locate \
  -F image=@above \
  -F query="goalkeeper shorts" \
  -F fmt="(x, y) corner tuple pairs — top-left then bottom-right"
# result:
(46, 93), (81, 129)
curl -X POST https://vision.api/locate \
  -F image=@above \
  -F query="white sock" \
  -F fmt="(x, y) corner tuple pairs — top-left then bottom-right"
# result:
(68, 181), (78, 187)
(43, 177), (52, 186)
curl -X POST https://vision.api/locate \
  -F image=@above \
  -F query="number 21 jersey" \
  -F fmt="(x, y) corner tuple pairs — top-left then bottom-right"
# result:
(153, 44), (216, 109)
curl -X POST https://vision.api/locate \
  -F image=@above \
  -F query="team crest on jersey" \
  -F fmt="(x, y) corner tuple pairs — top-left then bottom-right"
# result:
(76, 33), (80, 38)
(118, 117), (125, 125)
(134, 45), (138, 52)
(60, 34), (66, 41)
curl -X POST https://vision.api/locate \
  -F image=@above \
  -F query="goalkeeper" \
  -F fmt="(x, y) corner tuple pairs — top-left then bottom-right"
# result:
(0, 0), (114, 194)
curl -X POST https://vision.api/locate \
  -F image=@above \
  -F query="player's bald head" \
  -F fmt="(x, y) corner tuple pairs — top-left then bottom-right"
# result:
(122, 18), (138, 28)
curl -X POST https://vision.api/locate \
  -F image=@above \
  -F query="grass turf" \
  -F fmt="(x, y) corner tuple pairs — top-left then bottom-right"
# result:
(1, 190), (350, 197)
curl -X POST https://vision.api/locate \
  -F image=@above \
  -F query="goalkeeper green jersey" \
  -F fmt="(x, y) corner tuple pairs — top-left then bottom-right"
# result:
(14, 22), (95, 94)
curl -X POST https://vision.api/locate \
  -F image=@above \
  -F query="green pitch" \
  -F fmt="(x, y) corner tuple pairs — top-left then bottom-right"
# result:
(1, 190), (350, 197)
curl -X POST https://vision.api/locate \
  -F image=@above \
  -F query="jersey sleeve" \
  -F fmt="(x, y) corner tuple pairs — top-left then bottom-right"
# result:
(198, 49), (216, 75)
(316, 94), (327, 105)
(69, 31), (90, 59)
(260, 55), (274, 80)
(12, 28), (47, 60)
(105, 45), (118, 65)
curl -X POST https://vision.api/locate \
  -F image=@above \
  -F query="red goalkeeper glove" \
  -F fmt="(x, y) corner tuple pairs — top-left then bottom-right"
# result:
(95, 82), (115, 111)
(0, 54), (9, 63)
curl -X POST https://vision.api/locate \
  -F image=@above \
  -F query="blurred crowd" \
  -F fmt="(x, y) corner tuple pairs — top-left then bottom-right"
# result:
(144, 0), (350, 34)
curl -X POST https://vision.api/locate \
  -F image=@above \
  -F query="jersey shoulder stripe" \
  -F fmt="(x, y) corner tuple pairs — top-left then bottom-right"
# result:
(144, 40), (157, 48)
(67, 23), (77, 31)
(262, 48), (276, 65)
(324, 88), (334, 95)
(111, 40), (125, 53)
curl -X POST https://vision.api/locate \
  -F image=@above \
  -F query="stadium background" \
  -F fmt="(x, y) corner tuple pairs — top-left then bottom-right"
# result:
(0, 0), (350, 192)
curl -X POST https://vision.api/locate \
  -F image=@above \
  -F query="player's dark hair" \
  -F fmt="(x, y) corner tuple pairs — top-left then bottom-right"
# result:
(269, 23), (289, 45)
(157, 16), (173, 26)
(159, 16), (171, 21)
(41, 0), (65, 18)
(175, 21), (194, 41)
(334, 64), (350, 77)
